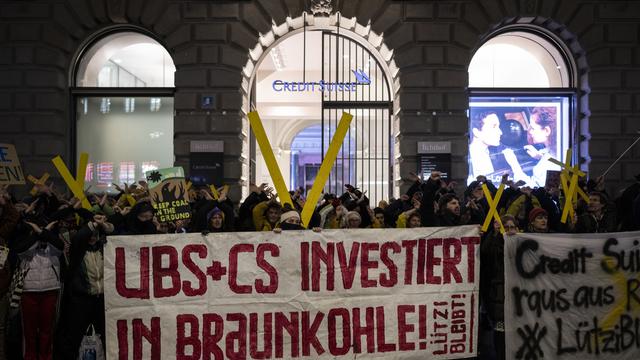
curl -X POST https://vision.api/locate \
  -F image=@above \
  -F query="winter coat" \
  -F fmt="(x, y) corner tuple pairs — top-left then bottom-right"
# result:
(20, 240), (63, 292)
(480, 230), (505, 323)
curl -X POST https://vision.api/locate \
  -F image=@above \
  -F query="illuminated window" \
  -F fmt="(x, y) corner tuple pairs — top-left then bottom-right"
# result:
(85, 163), (94, 182)
(141, 161), (160, 178)
(119, 161), (136, 183)
(75, 31), (175, 193)
(467, 30), (574, 186)
(97, 162), (114, 185)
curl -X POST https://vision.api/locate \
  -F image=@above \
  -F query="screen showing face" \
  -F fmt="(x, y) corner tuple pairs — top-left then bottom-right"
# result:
(468, 96), (570, 187)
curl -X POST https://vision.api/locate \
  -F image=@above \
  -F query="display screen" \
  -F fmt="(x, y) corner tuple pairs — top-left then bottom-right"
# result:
(468, 96), (570, 187)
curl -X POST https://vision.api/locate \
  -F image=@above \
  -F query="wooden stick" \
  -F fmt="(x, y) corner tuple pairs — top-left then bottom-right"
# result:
(601, 132), (640, 178)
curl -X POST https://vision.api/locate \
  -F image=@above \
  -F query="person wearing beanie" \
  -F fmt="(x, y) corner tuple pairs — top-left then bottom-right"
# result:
(278, 209), (304, 231)
(527, 207), (549, 233)
(206, 207), (226, 232)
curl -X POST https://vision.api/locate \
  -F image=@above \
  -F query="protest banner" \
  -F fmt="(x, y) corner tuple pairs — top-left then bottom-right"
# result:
(145, 167), (191, 223)
(0, 143), (25, 185)
(505, 231), (640, 359)
(104, 226), (480, 359)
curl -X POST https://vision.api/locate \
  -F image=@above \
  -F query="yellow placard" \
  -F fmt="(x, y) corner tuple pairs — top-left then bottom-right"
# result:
(481, 183), (505, 234)
(248, 111), (293, 208)
(28, 173), (50, 196)
(300, 112), (353, 227)
(51, 155), (91, 209)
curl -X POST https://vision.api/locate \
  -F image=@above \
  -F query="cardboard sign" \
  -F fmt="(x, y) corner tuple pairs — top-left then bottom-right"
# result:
(505, 231), (640, 360)
(0, 144), (25, 185)
(145, 167), (191, 223)
(105, 226), (481, 359)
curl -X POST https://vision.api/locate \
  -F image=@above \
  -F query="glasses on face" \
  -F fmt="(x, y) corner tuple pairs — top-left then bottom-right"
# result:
(504, 225), (517, 230)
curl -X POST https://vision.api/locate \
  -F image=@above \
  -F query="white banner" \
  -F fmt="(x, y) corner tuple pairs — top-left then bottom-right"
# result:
(105, 226), (480, 359)
(505, 231), (640, 359)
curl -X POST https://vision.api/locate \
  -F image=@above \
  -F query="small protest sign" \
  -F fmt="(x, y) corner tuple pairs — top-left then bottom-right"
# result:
(145, 167), (191, 223)
(0, 144), (25, 185)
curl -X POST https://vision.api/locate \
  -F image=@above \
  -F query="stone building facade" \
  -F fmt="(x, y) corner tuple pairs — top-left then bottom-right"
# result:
(1, 0), (639, 199)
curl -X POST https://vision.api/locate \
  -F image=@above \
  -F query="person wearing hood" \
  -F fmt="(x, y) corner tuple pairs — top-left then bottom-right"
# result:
(59, 214), (113, 358)
(193, 188), (235, 233)
(205, 206), (232, 233)
(120, 201), (158, 235)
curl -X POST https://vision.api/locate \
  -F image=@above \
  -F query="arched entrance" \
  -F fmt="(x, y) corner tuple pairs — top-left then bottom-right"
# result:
(243, 14), (399, 206)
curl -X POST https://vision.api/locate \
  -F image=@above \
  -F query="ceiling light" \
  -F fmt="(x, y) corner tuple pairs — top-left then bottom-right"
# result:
(113, 58), (122, 64)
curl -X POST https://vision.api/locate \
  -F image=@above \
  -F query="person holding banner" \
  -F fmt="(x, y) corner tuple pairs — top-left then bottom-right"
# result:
(276, 206), (305, 231)
(59, 214), (114, 359)
(480, 214), (519, 360)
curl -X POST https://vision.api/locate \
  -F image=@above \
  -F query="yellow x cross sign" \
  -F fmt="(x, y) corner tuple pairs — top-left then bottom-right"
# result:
(481, 183), (505, 234)
(548, 149), (586, 223)
(248, 111), (353, 228)
(51, 153), (91, 209)
(27, 173), (50, 196)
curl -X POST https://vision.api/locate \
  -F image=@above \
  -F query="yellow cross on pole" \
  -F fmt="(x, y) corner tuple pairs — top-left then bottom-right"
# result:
(300, 112), (353, 227)
(481, 183), (505, 234)
(51, 154), (92, 209)
(27, 173), (50, 196)
(248, 111), (294, 208)
(548, 149), (586, 223)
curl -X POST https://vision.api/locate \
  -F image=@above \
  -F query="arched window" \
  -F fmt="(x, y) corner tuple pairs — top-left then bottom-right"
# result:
(72, 30), (175, 192)
(467, 30), (575, 186)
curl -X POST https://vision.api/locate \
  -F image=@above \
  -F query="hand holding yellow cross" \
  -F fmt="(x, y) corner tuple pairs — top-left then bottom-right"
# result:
(27, 173), (50, 196)
(481, 183), (505, 234)
(548, 149), (587, 223)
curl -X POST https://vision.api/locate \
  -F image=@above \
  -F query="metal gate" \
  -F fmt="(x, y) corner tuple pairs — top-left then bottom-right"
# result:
(321, 31), (393, 206)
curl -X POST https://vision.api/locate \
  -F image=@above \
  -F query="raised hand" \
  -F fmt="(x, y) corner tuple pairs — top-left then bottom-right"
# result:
(45, 220), (58, 231)
(24, 221), (43, 234)
(408, 172), (422, 183)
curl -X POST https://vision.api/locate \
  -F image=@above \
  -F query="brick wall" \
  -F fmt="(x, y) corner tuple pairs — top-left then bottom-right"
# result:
(0, 0), (638, 199)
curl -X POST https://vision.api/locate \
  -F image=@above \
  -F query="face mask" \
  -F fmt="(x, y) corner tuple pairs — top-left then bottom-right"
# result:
(280, 222), (304, 231)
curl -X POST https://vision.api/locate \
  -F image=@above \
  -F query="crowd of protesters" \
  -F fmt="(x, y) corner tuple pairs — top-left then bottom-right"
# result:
(0, 170), (638, 360)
